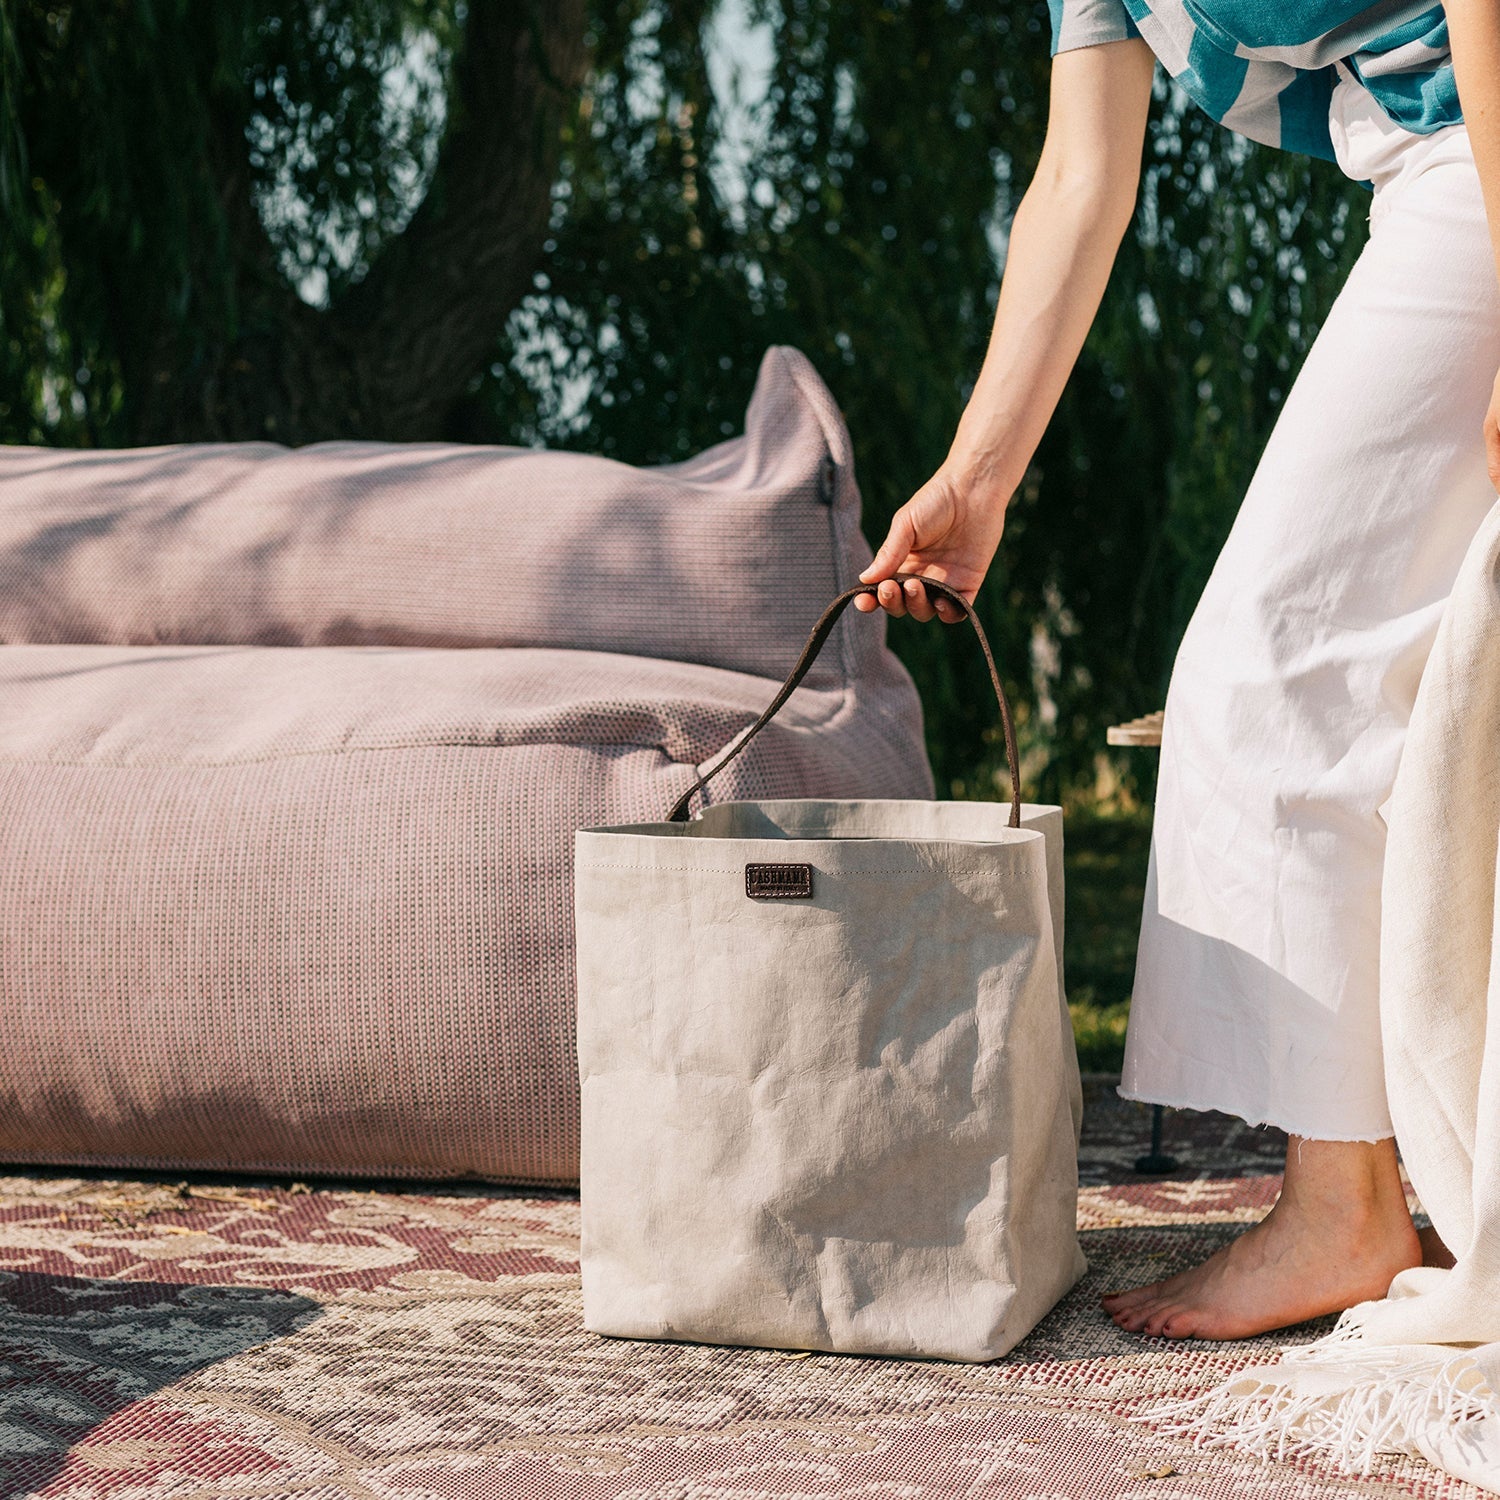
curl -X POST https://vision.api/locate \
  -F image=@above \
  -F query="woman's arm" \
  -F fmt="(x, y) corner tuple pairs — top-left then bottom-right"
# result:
(858, 37), (1157, 621)
(1445, 0), (1500, 491)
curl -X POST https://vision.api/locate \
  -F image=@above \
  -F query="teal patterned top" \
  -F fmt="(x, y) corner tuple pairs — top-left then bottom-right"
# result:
(1048, 0), (1461, 162)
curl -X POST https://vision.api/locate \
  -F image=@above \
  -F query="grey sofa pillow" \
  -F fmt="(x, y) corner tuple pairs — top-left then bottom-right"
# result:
(0, 346), (872, 692)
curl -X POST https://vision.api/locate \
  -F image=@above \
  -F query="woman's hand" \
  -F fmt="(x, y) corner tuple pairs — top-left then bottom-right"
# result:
(854, 464), (1009, 623)
(849, 40), (1152, 625)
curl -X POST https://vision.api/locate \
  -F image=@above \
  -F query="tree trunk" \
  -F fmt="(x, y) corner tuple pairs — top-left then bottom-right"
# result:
(131, 1), (588, 446)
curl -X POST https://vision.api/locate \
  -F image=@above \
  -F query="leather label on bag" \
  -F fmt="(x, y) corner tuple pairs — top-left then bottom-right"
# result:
(745, 863), (814, 899)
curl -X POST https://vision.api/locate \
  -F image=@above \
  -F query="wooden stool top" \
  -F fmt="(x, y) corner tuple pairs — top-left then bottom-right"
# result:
(1106, 710), (1164, 748)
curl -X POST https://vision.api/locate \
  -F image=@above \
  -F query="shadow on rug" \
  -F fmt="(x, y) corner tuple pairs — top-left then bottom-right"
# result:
(1, 1271), (319, 1499)
(0, 1084), (1463, 1499)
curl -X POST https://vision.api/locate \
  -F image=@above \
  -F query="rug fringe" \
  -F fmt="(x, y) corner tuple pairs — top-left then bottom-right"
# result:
(1142, 1331), (1498, 1477)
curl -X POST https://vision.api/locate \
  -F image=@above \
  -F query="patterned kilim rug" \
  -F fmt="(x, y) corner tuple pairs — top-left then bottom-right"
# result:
(0, 1082), (1481, 1500)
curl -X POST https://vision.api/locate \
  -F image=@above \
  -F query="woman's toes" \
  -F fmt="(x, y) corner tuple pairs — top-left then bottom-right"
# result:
(1110, 1300), (1156, 1327)
(1110, 1298), (1163, 1333)
(1103, 1280), (1177, 1316)
(1142, 1302), (1192, 1338)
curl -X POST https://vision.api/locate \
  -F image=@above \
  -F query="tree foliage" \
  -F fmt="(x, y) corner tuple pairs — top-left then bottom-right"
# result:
(1, 0), (584, 442)
(0, 0), (1368, 798)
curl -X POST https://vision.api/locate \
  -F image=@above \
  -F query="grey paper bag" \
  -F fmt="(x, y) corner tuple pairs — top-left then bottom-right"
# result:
(575, 576), (1084, 1363)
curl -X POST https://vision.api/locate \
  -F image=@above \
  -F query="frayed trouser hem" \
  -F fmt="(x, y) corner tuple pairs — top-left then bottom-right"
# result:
(1114, 1085), (1396, 1146)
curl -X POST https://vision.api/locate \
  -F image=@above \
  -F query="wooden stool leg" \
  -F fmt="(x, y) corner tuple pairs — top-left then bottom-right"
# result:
(1134, 1103), (1179, 1174)
(1105, 712), (1180, 1175)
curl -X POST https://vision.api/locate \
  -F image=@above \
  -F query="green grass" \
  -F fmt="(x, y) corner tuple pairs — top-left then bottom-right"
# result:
(1063, 808), (1153, 1073)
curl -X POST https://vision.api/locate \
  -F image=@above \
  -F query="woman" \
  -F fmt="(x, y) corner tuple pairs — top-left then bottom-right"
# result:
(857, 1), (1500, 1340)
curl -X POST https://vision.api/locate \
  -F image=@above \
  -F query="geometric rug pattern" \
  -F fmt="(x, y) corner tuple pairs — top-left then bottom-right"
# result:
(1, 1083), (1481, 1499)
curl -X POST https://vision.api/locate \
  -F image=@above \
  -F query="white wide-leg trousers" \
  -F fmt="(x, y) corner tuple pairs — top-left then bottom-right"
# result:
(1122, 77), (1500, 1142)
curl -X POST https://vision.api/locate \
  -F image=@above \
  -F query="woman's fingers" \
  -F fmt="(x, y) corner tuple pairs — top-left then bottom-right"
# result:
(857, 467), (1000, 621)
(859, 511), (918, 586)
(875, 578), (908, 617)
(852, 577), (910, 617)
(902, 578), (938, 622)
(901, 577), (975, 623)
(854, 573), (971, 622)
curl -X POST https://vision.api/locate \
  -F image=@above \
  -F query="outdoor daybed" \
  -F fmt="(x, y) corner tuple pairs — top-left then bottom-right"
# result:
(0, 346), (933, 1184)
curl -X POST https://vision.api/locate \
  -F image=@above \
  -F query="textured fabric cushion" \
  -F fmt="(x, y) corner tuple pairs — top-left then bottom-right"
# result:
(0, 645), (929, 1183)
(0, 348), (934, 1183)
(0, 347), (857, 691)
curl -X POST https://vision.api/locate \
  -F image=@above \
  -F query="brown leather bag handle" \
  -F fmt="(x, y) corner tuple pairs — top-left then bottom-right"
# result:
(667, 573), (1023, 828)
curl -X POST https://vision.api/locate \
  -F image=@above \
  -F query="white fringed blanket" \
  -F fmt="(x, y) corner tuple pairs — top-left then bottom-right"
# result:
(1153, 501), (1500, 1492)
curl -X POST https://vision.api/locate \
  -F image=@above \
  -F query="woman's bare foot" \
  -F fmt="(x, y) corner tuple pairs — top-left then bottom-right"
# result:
(1101, 1136), (1422, 1340)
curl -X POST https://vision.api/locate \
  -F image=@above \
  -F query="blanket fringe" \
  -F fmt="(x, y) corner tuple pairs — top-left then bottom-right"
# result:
(1142, 1324), (1498, 1477)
